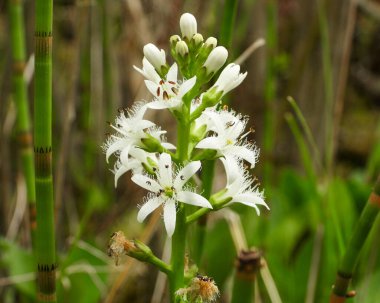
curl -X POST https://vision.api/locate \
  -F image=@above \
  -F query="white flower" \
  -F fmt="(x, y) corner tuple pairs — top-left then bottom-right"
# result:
(211, 63), (247, 96)
(112, 147), (161, 187)
(135, 61), (196, 110)
(196, 109), (258, 168)
(220, 158), (269, 215)
(131, 153), (212, 237)
(203, 46), (228, 74)
(103, 103), (154, 163)
(180, 13), (197, 39)
(143, 43), (166, 71)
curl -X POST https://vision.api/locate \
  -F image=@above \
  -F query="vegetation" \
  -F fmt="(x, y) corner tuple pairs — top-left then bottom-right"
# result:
(1, 1), (380, 303)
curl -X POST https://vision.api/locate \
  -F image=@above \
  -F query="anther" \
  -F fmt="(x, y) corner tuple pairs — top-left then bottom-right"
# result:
(163, 91), (169, 100)
(157, 87), (161, 97)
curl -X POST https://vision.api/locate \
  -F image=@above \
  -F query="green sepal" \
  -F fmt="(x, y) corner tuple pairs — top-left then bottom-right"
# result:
(191, 149), (217, 161)
(141, 134), (165, 153)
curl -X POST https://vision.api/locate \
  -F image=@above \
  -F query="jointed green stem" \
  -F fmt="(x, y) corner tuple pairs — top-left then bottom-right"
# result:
(9, 0), (36, 244)
(330, 175), (380, 302)
(34, 0), (56, 302)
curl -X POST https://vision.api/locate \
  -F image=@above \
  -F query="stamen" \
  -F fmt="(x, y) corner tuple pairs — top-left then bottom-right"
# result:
(157, 86), (161, 97)
(159, 79), (164, 85)
(163, 91), (169, 100)
(168, 81), (176, 85)
(171, 87), (179, 95)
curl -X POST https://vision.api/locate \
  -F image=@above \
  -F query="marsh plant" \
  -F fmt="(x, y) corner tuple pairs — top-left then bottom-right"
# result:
(104, 13), (268, 302)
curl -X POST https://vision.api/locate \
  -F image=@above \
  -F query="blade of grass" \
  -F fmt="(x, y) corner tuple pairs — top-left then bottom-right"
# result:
(287, 96), (323, 173)
(317, 0), (334, 174)
(263, 0), (278, 185)
(285, 113), (316, 181)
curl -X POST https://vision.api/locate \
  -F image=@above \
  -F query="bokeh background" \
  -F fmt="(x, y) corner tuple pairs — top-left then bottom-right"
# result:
(1, 0), (380, 302)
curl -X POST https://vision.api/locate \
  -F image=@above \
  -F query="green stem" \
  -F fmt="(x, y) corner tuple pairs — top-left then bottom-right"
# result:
(263, 0), (278, 185)
(330, 175), (380, 302)
(193, 160), (215, 264)
(9, 0), (36, 245)
(34, 0), (56, 302)
(317, 0), (334, 174)
(170, 117), (191, 301)
(231, 249), (261, 303)
(219, 0), (239, 50)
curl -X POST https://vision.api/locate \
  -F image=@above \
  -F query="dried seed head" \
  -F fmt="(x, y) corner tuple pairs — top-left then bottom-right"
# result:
(176, 275), (219, 303)
(107, 231), (135, 266)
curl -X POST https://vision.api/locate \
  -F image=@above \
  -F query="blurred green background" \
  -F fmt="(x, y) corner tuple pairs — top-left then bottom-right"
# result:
(1, 0), (380, 302)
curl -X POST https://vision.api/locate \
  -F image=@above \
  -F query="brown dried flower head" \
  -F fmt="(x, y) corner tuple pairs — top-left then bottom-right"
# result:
(107, 231), (135, 265)
(176, 274), (220, 303)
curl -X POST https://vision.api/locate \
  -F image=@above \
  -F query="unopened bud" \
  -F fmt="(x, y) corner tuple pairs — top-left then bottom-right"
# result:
(143, 43), (166, 71)
(205, 37), (217, 49)
(192, 33), (204, 46)
(170, 35), (181, 45)
(180, 13), (197, 39)
(203, 46), (228, 74)
(176, 40), (189, 57)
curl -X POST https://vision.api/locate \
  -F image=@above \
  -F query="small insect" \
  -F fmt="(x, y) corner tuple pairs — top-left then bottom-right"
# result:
(226, 121), (235, 128)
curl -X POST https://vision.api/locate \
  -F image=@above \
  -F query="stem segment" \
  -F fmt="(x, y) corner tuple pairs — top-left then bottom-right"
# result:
(330, 175), (380, 302)
(169, 118), (191, 301)
(34, 0), (56, 302)
(9, 0), (36, 243)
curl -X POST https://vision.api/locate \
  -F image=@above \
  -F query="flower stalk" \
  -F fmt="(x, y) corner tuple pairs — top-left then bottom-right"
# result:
(103, 12), (267, 302)
(330, 175), (380, 303)
(34, 0), (56, 302)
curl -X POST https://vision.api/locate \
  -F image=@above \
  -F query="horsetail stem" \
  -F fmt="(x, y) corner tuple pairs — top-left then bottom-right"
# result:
(9, 0), (36, 243)
(34, 0), (57, 302)
(330, 175), (380, 302)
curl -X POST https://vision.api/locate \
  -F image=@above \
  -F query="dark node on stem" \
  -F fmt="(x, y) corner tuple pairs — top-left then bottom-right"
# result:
(37, 263), (57, 300)
(34, 146), (52, 177)
(369, 192), (380, 208)
(12, 61), (26, 75)
(29, 204), (37, 230)
(235, 249), (262, 281)
(18, 131), (33, 150)
(35, 32), (53, 56)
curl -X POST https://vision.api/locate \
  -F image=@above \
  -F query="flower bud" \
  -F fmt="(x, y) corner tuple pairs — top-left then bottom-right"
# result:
(180, 13), (197, 39)
(192, 33), (204, 46)
(203, 46), (228, 74)
(143, 43), (166, 71)
(176, 40), (189, 57)
(170, 35), (181, 46)
(205, 37), (217, 49)
(212, 63), (247, 95)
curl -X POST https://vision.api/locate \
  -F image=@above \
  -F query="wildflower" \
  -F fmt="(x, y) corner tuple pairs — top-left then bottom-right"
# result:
(176, 275), (219, 303)
(143, 43), (166, 72)
(211, 63), (247, 96)
(180, 13), (197, 39)
(219, 158), (269, 215)
(203, 46), (228, 74)
(135, 61), (196, 110)
(131, 153), (212, 237)
(196, 109), (258, 168)
(103, 103), (154, 163)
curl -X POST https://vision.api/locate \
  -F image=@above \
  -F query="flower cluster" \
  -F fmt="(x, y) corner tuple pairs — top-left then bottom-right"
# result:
(103, 13), (268, 237)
